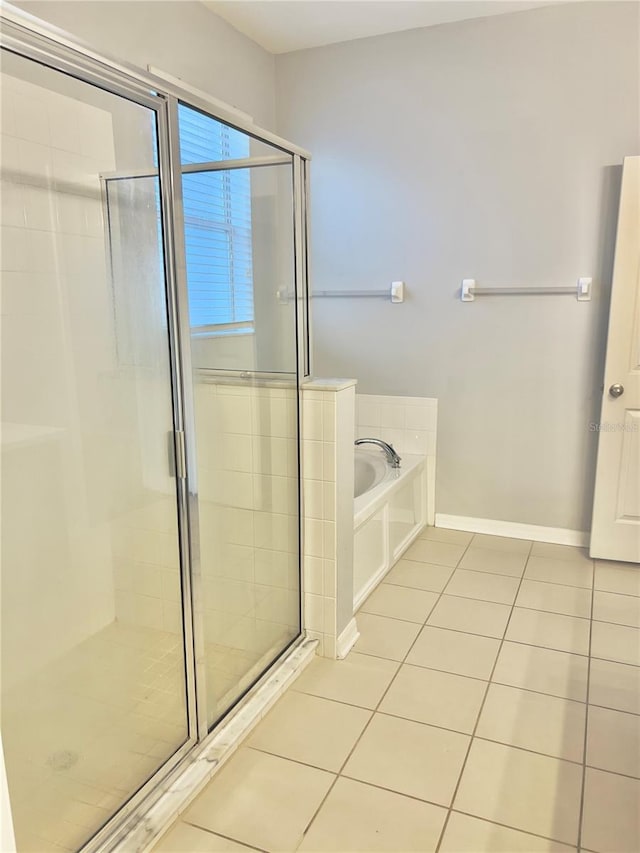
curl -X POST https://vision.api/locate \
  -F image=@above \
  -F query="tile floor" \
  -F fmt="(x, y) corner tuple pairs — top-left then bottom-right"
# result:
(154, 529), (640, 853)
(2, 622), (273, 853)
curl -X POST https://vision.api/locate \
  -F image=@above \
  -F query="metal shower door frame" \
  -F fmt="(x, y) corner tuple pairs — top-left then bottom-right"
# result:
(0, 7), (312, 852)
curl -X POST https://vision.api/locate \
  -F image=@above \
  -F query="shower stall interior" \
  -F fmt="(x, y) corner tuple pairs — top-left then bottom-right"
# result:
(0, 10), (310, 852)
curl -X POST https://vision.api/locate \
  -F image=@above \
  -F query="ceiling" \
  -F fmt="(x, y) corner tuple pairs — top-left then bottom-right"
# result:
(203, 1), (563, 54)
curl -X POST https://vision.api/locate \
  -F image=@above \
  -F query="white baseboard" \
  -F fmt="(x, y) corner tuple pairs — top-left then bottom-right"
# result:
(336, 618), (360, 659)
(434, 514), (589, 548)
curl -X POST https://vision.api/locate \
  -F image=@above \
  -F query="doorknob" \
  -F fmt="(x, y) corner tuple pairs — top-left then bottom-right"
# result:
(609, 383), (624, 398)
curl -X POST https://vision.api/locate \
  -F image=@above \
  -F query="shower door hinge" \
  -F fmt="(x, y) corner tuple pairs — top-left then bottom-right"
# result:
(169, 430), (187, 480)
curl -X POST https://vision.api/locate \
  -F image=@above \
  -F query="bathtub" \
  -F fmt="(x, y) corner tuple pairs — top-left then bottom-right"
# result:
(353, 447), (427, 609)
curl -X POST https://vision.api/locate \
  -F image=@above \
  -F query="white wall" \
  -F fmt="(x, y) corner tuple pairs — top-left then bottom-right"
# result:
(15, 0), (277, 129)
(276, 1), (640, 533)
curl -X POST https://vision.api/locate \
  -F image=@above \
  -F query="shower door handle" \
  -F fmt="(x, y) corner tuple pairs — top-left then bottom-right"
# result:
(168, 430), (186, 479)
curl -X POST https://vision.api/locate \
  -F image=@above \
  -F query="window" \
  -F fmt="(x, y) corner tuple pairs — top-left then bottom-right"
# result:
(178, 105), (254, 334)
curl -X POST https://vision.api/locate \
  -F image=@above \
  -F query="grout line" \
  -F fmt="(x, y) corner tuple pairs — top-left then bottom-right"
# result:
(359, 607), (590, 653)
(519, 575), (594, 592)
(588, 698), (640, 716)
(447, 807), (583, 849)
(577, 548), (596, 853)
(251, 713), (597, 771)
(583, 764), (640, 782)
(373, 619), (508, 641)
(290, 685), (396, 714)
(245, 744), (343, 776)
(181, 820), (268, 852)
(351, 636), (638, 693)
(337, 773), (450, 810)
(358, 611), (430, 627)
(591, 587), (640, 601)
(357, 600), (639, 664)
(434, 537), (535, 852)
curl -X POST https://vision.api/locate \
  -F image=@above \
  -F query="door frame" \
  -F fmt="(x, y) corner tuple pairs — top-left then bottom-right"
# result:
(0, 7), (312, 852)
(589, 155), (640, 562)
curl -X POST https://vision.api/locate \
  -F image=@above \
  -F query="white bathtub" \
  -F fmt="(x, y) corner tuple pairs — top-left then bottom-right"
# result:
(353, 447), (427, 609)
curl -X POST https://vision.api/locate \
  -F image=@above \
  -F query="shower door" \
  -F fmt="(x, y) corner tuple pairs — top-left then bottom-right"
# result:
(1, 16), (307, 853)
(174, 103), (302, 729)
(0, 46), (192, 853)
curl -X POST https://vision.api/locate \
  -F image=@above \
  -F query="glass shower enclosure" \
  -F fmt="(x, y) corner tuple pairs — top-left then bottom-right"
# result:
(0, 11), (309, 852)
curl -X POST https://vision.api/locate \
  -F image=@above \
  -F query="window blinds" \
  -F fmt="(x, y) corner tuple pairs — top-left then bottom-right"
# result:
(178, 104), (254, 330)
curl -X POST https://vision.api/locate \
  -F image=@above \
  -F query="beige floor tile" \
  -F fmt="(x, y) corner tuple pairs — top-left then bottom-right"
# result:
(298, 777), (447, 852)
(470, 534), (532, 554)
(476, 683), (586, 762)
(493, 642), (588, 701)
(440, 812), (576, 852)
(594, 561), (640, 597)
(588, 658), (640, 715)
(354, 613), (421, 661)
(454, 739), (582, 845)
(183, 748), (334, 851)
(406, 626), (500, 680)
(379, 664), (486, 733)
(524, 556), (593, 589)
(343, 712), (469, 806)
(444, 570), (520, 605)
(403, 539), (466, 567)
(154, 822), (254, 851)
(586, 705), (640, 778)
(427, 595), (511, 638)
(360, 583), (438, 623)
(384, 559), (453, 592)
(459, 547), (527, 577)
(515, 580), (592, 618)
(581, 768), (640, 853)
(531, 543), (591, 563)
(591, 621), (640, 666)
(293, 653), (399, 710)
(419, 527), (474, 546)
(247, 691), (370, 772)
(593, 590), (640, 628)
(505, 608), (590, 655)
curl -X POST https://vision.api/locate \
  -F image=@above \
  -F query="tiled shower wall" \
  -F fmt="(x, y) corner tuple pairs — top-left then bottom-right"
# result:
(193, 380), (300, 656)
(114, 379), (302, 659)
(1, 70), (185, 685)
(1, 72), (118, 687)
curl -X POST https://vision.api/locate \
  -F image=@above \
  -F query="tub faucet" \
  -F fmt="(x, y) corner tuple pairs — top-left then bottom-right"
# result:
(355, 438), (402, 468)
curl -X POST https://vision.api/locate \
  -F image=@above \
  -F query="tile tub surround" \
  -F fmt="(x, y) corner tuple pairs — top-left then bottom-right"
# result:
(152, 530), (640, 853)
(302, 384), (437, 658)
(356, 393), (437, 524)
(151, 528), (640, 853)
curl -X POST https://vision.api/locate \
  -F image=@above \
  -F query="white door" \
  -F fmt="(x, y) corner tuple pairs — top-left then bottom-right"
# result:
(590, 156), (640, 562)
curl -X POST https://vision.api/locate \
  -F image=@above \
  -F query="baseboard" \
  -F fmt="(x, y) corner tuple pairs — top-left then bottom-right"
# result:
(434, 514), (590, 548)
(336, 618), (360, 659)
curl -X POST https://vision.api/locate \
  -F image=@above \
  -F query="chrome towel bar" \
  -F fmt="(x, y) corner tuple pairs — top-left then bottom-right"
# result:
(461, 277), (592, 302)
(277, 281), (404, 303)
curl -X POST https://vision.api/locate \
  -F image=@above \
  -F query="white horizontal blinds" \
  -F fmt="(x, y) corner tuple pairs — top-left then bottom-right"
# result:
(178, 104), (254, 330)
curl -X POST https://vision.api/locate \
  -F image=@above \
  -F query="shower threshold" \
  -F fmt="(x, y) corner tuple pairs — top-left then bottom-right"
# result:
(104, 634), (317, 853)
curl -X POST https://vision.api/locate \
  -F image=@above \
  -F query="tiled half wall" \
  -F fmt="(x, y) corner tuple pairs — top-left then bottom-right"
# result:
(302, 383), (438, 659)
